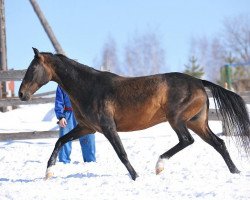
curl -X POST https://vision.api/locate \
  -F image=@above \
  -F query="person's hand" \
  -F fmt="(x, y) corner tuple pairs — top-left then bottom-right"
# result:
(59, 118), (67, 128)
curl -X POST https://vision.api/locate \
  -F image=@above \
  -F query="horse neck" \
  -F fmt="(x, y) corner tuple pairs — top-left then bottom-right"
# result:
(50, 55), (97, 96)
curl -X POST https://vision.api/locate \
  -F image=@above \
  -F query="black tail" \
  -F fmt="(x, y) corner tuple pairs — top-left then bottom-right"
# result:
(202, 80), (250, 157)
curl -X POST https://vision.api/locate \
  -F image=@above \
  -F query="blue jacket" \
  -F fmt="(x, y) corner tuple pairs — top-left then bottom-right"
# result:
(55, 86), (73, 120)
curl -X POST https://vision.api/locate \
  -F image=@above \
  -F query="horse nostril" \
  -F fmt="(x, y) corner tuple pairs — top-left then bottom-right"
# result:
(19, 91), (23, 99)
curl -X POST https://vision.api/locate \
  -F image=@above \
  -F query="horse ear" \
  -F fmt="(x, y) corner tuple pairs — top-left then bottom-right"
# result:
(32, 47), (40, 58)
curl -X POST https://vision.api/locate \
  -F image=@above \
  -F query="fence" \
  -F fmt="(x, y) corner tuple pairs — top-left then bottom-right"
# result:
(1, 70), (250, 140)
(0, 70), (58, 140)
(0, 69), (55, 107)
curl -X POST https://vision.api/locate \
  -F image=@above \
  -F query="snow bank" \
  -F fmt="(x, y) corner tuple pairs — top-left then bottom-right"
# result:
(0, 104), (250, 200)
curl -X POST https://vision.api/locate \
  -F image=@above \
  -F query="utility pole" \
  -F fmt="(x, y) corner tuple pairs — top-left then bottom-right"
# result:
(0, 0), (8, 112)
(29, 0), (66, 55)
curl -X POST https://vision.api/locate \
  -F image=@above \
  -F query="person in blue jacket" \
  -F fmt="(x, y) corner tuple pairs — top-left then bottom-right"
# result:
(55, 85), (96, 163)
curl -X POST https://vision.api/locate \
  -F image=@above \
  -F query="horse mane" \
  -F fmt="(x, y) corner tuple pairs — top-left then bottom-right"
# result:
(55, 53), (120, 77)
(55, 53), (68, 59)
(39, 51), (96, 72)
(40, 52), (54, 56)
(40, 51), (120, 79)
(55, 53), (97, 71)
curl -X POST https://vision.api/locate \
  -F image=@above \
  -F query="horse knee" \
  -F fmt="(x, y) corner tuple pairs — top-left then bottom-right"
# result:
(189, 136), (195, 144)
(180, 135), (194, 147)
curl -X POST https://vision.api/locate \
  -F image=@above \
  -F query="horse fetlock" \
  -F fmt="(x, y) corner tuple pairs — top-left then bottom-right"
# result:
(231, 168), (241, 174)
(130, 171), (139, 181)
(155, 157), (165, 175)
(126, 164), (139, 180)
(44, 166), (54, 180)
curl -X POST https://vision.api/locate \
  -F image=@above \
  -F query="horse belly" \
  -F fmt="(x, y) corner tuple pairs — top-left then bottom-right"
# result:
(115, 107), (167, 132)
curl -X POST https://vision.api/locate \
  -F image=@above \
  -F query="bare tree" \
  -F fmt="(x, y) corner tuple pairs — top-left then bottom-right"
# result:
(222, 14), (250, 62)
(101, 36), (118, 72)
(189, 36), (222, 82)
(124, 31), (165, 76)
(207, 38), (226, 81)
(188, 14), (250, 83)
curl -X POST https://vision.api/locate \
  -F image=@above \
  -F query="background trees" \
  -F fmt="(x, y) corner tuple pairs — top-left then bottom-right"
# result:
(189, 14), (250, 84)
(222, 15), (250, 63)
(100, 36), (118, 73)
(99, 31), (165, 76)
(98, 14), (250, 89)
(124, 31), (165, 76)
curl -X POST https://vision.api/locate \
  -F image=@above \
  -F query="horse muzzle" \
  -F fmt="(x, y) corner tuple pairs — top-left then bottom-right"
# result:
(18, 90), (31, 101)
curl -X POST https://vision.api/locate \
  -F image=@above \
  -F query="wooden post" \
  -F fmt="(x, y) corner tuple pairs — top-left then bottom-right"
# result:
(224, 64), (232, 90)
(29, 0), (66, 55)
(0, 0), (8, 112)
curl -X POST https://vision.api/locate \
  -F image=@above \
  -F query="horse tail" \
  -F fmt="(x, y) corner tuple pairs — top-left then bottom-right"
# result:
(202, 79), (250, 157)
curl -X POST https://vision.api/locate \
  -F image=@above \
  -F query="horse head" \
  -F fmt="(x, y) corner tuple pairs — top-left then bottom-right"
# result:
(19, 48), (53, 101)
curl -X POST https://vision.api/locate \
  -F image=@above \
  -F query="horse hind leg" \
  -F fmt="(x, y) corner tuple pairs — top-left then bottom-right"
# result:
(187, 114), (240, 174)
(206, 128), (240, 173)
(155, 121), (194, 175)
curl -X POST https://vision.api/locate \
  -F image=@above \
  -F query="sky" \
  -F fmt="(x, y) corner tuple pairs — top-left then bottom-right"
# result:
(4, 0), (250, 94)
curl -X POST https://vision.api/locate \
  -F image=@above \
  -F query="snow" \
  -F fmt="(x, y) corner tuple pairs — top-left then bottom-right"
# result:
(0, 104), (250, 200)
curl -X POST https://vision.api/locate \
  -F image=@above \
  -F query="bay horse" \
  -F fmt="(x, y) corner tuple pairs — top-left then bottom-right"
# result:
(19, 48), (250, 180)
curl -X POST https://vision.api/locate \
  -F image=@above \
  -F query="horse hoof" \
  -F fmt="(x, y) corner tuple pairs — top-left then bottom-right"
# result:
(231, 168), (241, 174)
(44, 172), (54, 180)
(156, 167), (164, 175)
(155, 158), (165, 175)
(44, 167), (54, 180)
(131, 173), (139, 181)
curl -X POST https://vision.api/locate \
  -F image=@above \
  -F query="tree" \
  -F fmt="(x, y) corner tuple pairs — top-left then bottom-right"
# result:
(0, 0), (7, 112)
(29, 0), (65, 55)
(188, 14), (250, 83)
(100, 36), (119, 72)
(184, 56), (204, 78)
(222, 14), (250, 63)
(124, 31), (165, 76)
(189, 36), (226, 82)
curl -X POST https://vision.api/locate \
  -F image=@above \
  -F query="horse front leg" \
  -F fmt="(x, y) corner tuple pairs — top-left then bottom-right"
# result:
(101, 118), (138, 180)
(45, 125), (92, 180)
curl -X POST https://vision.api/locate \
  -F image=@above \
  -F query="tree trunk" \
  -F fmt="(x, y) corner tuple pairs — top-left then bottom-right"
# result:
(0, 0), (8, 112)
(29, 0), (66, 55)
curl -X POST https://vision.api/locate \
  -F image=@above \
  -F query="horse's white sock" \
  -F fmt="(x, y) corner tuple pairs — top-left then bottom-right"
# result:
(44, 166), (54, 180)
(155, 157), (165, 175)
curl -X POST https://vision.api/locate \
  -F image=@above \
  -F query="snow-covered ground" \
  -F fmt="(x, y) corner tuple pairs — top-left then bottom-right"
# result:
(0, 104), (250, 200)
